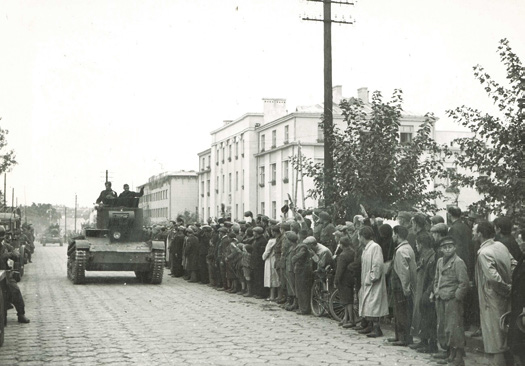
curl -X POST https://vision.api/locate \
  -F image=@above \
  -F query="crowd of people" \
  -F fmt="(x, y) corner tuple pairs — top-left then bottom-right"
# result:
(149, 206), (525, 366)
(0, 222), (35, 324)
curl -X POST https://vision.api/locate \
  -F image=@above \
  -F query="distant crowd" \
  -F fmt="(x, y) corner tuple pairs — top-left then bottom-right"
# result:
(147, 207), (525, 366)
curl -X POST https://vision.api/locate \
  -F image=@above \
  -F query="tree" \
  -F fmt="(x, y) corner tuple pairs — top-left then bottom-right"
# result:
(0, 125), (17, 207)
(293, 89), (449, 220)
(446, 39), (525, 222)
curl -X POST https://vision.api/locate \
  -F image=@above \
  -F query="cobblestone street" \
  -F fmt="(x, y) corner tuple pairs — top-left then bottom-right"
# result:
(0, 245), (491, 366)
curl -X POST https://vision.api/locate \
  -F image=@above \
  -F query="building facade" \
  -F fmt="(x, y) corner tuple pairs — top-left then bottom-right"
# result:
(138, 171), (199, 225)
(197, 86), (434, 222)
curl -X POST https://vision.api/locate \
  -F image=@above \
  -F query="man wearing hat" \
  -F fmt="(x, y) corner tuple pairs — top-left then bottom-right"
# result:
(217, 226), (231, 291)
(184, 228), (200, 283)
(292, 235), (315, 315)
(431, 233), (468, 366)
(0, 225), (30, 323)
(251, 226), (268, 299)
(169, 226), (186, 277)
(315, 211), (337, 253)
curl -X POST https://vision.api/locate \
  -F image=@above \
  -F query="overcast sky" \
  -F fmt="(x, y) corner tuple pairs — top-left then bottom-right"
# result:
(0, 0), (523, 207)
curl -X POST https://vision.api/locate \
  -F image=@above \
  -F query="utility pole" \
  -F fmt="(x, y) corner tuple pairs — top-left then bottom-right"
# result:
(303, 0), (353, 209)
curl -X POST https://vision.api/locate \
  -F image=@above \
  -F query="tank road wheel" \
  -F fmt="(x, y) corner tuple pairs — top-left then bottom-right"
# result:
(310, 281), (326, 317)
(149, 250), (165, 284)
(70, 250), (87, 284)
(328, 288), (345, 322)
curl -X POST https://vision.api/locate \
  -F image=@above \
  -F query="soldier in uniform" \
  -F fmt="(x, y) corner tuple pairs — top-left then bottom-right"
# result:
(118, 184), (144, 198)
(96, 181), (117, 204)
(0, 226), (30, 323)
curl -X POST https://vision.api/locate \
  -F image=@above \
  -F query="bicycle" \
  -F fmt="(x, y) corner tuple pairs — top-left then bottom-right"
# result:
(310, 266), (335, 318)
(310, 265), (359, 322)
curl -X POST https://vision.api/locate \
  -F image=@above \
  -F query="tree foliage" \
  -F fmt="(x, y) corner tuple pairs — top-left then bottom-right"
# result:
(292, 90), (449, 220)
(446, 39), (525, 221)
(23, 203), (62, 234)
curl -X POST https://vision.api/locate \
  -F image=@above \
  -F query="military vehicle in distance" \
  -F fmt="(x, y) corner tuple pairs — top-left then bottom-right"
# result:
(42, 225), (63, 246)
(67, 197), (165, 284)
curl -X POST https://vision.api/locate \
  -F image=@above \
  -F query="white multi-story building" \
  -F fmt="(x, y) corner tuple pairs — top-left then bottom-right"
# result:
(138, 171), (199, 225)
(197, 86), (435, 222)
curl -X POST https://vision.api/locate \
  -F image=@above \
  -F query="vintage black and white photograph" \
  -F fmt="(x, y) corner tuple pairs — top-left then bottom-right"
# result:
(0, 0), (524, 365)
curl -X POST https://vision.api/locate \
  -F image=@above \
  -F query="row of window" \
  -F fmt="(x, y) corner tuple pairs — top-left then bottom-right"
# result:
(215, 134), (245, 165)
(260, 125), (289, 152)
(259, 161), (289, 186)
(146, 207), (168, 219)
(202, 199), (290, 221)
(142, 189), (168, 203)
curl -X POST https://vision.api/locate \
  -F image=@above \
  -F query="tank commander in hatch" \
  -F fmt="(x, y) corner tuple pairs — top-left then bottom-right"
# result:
(96, 181), (118, 204)
(119, 184), (144, 198)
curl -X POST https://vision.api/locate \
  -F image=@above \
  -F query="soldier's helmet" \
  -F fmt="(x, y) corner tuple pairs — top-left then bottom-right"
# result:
(0, 225), (5, 238)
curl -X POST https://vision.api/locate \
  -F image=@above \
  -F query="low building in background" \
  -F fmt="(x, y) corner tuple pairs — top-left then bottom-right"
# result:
(138, 171), (198, 225)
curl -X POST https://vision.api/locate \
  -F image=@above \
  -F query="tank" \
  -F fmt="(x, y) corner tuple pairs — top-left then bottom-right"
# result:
(67, 197), (165, 284)
(42, 225), (63, 246)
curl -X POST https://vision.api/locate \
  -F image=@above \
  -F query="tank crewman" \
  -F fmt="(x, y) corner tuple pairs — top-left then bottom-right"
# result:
(0, 226), (30, 323)
(119, 184), (145, 198)
(96, 181), (117, 204)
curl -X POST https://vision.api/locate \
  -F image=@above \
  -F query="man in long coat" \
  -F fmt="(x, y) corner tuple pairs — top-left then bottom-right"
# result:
(358, 226), (388, 337)
(391, 225), (417, 346)
(474, 221), (513, 366)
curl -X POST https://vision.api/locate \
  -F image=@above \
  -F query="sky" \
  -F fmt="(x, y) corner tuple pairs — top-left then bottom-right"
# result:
(0, 0), (524, 207)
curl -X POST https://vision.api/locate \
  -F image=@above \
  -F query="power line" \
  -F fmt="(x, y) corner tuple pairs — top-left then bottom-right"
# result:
(302, 0), (354, 210)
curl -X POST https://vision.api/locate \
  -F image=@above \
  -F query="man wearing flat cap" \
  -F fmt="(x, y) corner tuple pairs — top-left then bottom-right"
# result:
(251, 226), (268, 299)
(216, 226), (231, 291)
(316, 211), (337, 254)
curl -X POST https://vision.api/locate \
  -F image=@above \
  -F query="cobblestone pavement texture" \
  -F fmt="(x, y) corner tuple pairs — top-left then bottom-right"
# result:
(0, 245), (494, 366)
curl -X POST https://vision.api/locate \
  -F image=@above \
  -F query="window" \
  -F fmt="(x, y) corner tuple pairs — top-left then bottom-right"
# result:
(207, 207), (210, 219)
(261, 202), (265, 215)
(272, 201), (276, 219)
(207, 180), (210, 196)
(201, 181), (205, 196)
(228, 144), (232, 161)
(216, 176), (219, 193)
(229, 173), (232, 192)
(242, 169), (245, 189)
(222, 146), (225, 163)
(235, 141), (239, 158)
(271, 130), (276, 148)
(283, 160), (289, 182)
(236, 204), (239, 220)
(241, 136), (245, 157)
(270, 163), (276, 184)
(207, 156), (211, 168)
(222, 175), (225, 193)
(260, 134), (265, 152)
(259, 166), (265, 186)
(317, 123), (324, 142)
(202, 158), (205, 170)
(216, 147), (220, 164)
(235, 172), (239, 191)
(400, 126), (414, 144)
(284, 125), (289, 143)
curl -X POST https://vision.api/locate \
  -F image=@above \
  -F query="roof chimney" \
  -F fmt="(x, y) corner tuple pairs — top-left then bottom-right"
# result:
(357, 87), (369, 104)
(263, 98), (287, 124)
(333, 85), (342, 105)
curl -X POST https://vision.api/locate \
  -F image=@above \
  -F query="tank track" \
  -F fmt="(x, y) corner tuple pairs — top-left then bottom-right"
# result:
(71, 250), (87, 284)
(150, 250), (165, 284)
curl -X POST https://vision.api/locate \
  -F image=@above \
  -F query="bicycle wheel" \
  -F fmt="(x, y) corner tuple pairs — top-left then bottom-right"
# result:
(310, 280), (326, 317)
(328, 288), (346, 322)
